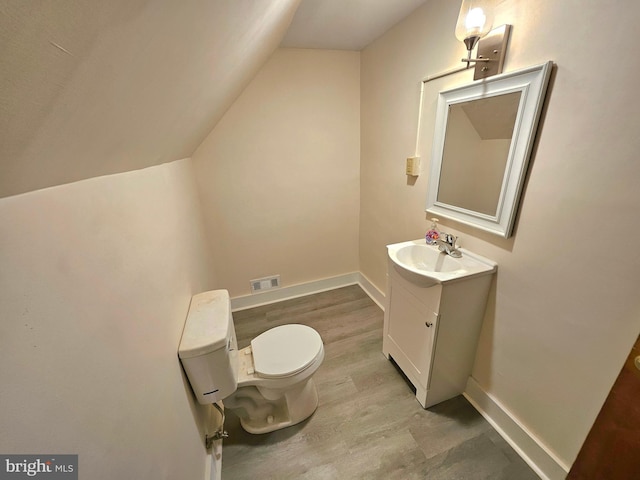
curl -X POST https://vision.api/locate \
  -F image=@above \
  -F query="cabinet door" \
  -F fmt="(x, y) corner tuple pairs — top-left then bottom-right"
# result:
(387, 282), (440, 390)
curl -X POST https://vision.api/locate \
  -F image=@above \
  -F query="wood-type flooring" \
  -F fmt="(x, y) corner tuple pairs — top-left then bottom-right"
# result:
(221, 285), (539, 480)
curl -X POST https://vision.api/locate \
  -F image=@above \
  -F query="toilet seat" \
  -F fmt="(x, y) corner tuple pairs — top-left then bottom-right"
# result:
(251, 324), (323, 379)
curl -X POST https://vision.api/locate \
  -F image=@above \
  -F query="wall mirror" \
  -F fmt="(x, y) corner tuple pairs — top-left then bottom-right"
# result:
(426, 61), (553, 238)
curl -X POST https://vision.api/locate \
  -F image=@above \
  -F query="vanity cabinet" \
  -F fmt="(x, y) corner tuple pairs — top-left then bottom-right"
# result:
(383, 257), (495, 408)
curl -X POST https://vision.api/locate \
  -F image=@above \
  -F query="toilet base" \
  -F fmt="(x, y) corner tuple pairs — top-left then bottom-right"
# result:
(225, 378), (319, 434)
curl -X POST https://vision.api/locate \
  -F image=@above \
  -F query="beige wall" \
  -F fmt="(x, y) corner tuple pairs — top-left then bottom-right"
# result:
(193, 48), (361, 298)
(0, 159), (217, 478)
(361, 0), (640, 470)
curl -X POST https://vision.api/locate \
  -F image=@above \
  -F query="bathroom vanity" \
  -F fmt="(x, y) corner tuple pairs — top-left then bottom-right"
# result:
(383, 240), (496, 408)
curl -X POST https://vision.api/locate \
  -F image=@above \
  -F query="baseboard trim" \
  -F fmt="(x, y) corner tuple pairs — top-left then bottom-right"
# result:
(357, 272), (385, 311)
(230, 273), (361, 311)
(464, 377), (570, 480)
(204, 441), (222, 480)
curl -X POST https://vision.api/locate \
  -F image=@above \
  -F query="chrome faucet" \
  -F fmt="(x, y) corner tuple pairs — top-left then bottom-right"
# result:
(436, 232), (462, 258)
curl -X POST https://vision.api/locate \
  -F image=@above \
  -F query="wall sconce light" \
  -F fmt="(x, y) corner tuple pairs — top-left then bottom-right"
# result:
(455, 0), (510, 80)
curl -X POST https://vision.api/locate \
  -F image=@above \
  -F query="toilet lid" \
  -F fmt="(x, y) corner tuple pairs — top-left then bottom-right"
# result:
(251, 324), (323, 378)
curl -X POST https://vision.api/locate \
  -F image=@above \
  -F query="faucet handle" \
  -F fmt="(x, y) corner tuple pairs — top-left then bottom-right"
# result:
(444, 233), (457, 246)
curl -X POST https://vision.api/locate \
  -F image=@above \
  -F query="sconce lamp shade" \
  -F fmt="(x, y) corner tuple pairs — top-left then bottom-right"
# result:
(455, 0), (495, 44)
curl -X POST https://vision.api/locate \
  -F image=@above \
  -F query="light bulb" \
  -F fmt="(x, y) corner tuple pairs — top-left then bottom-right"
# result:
(455, 0), (494, 42)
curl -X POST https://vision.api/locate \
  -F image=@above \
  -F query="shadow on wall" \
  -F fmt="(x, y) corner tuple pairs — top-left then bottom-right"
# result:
(470, 274), (498, 388)
(179, 361), (222, 451)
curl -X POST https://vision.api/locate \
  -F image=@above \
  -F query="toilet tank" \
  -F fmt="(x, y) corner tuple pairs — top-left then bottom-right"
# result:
(178, 290), (238, 404)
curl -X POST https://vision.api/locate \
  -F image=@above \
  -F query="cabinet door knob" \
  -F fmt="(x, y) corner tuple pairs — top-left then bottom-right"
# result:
(425, 322), (433, 327)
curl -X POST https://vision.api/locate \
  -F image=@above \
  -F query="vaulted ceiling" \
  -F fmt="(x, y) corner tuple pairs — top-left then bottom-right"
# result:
(0, 0), (428, 198)
(283, 0), (428, 50)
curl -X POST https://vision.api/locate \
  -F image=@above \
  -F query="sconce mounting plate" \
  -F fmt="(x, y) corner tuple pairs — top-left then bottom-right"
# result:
(474, 24), (511, 80)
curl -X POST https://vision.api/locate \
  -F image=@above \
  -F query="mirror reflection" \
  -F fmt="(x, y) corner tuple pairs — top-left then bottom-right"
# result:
(438, 92), (521, 216)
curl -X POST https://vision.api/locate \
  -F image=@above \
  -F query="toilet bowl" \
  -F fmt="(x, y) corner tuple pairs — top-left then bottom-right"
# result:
(225, 324), (324, 433)
(178, 290), (324, 434)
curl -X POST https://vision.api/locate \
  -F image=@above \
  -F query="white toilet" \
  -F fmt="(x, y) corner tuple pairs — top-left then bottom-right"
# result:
(178, 289), (324, 434)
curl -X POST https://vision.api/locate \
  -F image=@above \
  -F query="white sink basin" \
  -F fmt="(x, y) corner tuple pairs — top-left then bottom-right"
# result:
(387, 239), (496, 285)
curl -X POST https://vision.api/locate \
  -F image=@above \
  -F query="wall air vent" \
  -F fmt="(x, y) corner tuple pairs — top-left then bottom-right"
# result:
(250, 275), (281, 294)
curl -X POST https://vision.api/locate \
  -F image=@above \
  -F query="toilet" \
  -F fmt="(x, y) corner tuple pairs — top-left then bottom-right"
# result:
(178, 289), (324, 434)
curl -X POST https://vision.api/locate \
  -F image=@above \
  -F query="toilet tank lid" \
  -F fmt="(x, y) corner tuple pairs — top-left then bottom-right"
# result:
(178, 290), (231, 359)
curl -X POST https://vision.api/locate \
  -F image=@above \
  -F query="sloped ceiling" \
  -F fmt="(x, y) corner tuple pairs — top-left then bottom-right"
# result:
(0, 0), (429, 198)
(0, 0), (301, 198)
(461, 91), (521, 140)
(282, 0), (428, 50)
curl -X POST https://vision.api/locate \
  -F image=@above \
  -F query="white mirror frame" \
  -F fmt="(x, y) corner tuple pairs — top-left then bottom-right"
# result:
(426, 61), (553, 238)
